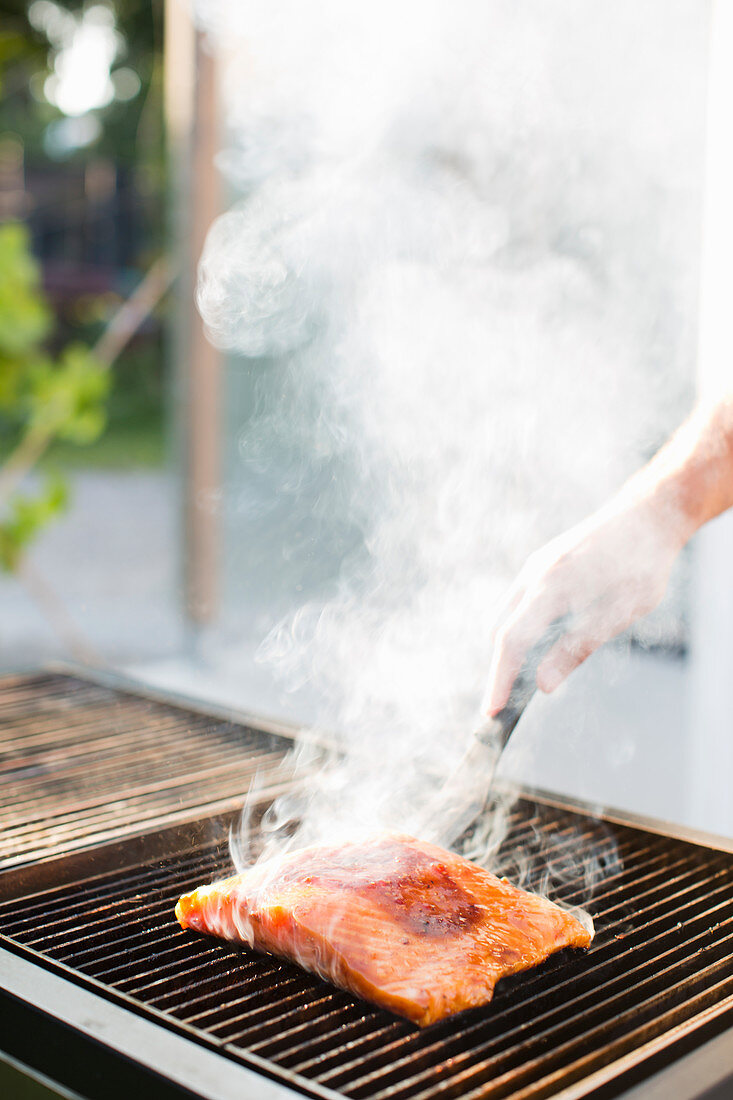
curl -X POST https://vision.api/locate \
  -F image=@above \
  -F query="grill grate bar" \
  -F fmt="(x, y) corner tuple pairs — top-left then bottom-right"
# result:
(0, 673), (112, 714)
(2, 705), (226, 757)
(272, 1018), (407, 1077)
(4, 791), (262, 859)
(2, 746), (284, 822)
(10, 869), (224, 946)
(89, 938), (229, 987)
(148, 959), (304, 1016)
(130, 945), (283, 995)
(3, 712), (283, 773)
(114, 947), (268, 1001)
(219, 990), (365, 1047)
(3, 773), (272, 847)
(0, 784), (294, 871)
(43, 909), (194, 964)
(0, 846), (225, 924)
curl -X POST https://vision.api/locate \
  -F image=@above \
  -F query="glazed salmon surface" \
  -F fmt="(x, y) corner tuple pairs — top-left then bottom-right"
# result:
(175, 833), (592, 1027)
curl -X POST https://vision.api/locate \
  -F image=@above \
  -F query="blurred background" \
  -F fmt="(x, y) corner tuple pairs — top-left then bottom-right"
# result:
(0, 0), (172, 663)
(1, 0), (731, 836)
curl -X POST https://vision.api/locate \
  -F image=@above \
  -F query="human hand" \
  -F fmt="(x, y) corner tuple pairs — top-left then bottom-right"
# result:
(484, 496), (686, 716)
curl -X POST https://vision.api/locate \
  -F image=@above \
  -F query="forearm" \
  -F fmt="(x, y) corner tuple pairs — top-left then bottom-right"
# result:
(611, 394), (733, 548)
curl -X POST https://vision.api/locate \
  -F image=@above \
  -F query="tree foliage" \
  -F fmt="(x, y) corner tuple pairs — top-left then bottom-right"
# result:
(0, 222), (109, 571)
(0, 0), (164, 169)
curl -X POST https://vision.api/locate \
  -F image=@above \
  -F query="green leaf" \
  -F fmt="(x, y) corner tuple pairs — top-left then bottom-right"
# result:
(28, 343), (110, 443)
(0, 220), (111, 574)
(0, 473), (70, 572)
(0, 223), (51, 359)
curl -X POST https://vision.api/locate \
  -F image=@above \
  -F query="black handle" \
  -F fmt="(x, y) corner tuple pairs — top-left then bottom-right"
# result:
(475, 614), (570, 751)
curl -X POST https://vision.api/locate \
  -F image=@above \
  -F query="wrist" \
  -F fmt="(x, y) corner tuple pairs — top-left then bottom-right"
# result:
(639, 475), (702, 552)
(625, 397), (733, 547)
(594, 478), (692, 562)
(610, 443), (717, 554)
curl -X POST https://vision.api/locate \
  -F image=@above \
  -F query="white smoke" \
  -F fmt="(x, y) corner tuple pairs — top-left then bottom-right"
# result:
(189, 0), (705, 874)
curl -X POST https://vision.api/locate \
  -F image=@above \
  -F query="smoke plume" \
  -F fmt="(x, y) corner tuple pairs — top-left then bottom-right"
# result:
(190, 0), (705, 892)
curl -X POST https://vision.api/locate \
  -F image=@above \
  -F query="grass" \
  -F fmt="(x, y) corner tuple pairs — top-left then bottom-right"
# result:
(45, 410), (166, 470)
(47, 338), (167, 471)
(0, 340), (168, 473)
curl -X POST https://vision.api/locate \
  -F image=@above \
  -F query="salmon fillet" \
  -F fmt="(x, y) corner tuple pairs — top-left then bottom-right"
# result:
(175, 833), (591, 1027)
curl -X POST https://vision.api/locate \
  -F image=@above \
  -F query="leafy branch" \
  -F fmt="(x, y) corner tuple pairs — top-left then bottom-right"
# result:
(0, 222), (110, 572)
(0, 223), (172, 657)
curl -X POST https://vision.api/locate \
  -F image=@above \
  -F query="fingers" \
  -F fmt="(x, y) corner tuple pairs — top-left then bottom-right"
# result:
(535, 632), (597, 694)
(536, 594), (645, 693)
(483, 580), (528, 715)
(484, 589), (563, 715)
(489, 582), (525, 641)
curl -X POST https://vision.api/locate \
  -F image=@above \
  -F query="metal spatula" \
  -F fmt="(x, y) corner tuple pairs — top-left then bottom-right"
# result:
(421, 615), (570, 848)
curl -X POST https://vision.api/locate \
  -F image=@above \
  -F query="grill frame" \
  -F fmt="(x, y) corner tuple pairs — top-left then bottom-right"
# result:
(3, 667), (733, 1100)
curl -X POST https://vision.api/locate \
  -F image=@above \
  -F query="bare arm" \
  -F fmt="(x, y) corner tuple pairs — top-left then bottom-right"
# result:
(485, 393), (733, 716)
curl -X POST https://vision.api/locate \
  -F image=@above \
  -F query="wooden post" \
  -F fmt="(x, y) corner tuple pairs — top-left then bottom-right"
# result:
(164, 2), (222, 631)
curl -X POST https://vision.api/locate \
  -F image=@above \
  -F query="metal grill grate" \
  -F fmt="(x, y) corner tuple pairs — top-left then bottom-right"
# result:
(3, 798), (733, 1100)
(4, 669), (733, 1099)
(0, 670), (298, 869)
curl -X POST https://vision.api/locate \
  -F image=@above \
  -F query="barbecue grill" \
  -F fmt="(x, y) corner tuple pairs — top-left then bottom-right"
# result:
(2, 668), (733, 1100)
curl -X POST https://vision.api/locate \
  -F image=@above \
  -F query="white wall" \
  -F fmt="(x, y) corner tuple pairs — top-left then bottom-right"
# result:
(688, 0), (733, 836)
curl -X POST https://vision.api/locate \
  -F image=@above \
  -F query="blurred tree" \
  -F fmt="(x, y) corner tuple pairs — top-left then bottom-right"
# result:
(0, 0), (168, 474)
(0, 0), (164, 168)
(0, 1), (169, 655)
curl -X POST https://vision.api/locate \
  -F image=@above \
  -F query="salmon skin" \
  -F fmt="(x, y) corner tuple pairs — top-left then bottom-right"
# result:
(175, 833), (592, 1027)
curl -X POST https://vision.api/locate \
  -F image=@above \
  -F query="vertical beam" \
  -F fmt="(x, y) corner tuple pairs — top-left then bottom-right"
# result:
(185, 36), (222, 626)
(688, 0), (733, 835)
(164, 2), (222, 630)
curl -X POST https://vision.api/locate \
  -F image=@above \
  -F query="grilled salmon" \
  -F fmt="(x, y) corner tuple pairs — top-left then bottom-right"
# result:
(175, 833), (591, 1027)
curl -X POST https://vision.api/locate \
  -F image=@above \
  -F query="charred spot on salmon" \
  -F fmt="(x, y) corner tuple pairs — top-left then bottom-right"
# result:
(359, 863), (480, 936)
(278, 838), (480, 936)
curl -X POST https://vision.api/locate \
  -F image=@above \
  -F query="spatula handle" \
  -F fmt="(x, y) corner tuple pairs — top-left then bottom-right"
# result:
(476, 614), (571, 751)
